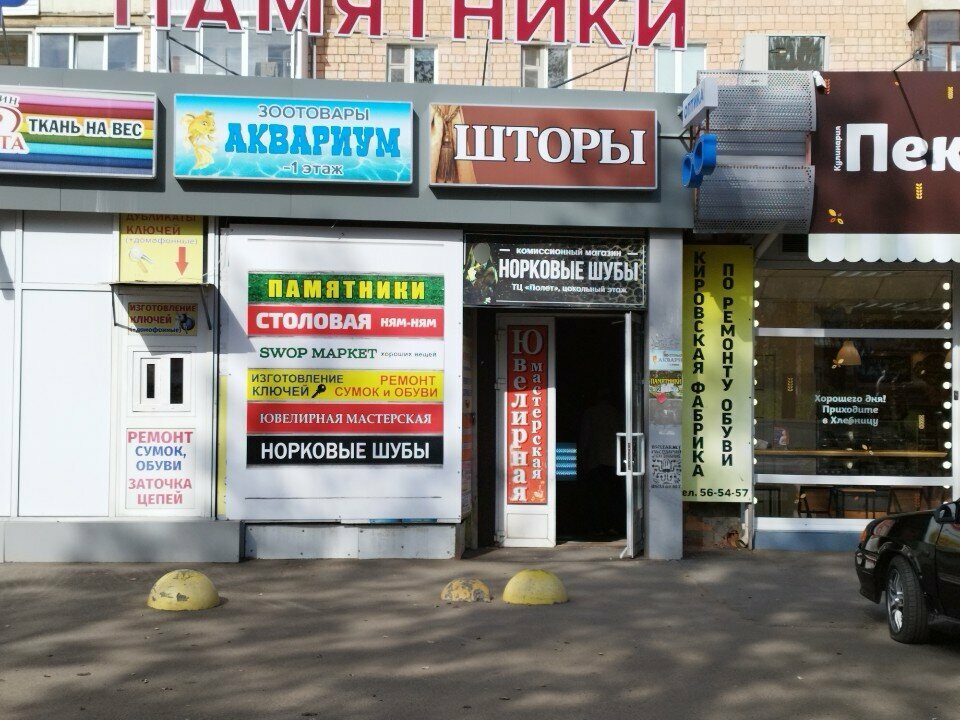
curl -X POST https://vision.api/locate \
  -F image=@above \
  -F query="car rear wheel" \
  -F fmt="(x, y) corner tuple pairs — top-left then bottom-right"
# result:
(886, 556), (929, 644)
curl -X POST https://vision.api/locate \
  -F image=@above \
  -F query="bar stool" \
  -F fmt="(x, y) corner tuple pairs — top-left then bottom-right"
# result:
(798, 486), (835, 518)
(837, 487), (878, 518)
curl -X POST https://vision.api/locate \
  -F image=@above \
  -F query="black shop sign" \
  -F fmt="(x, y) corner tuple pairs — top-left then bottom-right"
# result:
(463, 237), (647, 308)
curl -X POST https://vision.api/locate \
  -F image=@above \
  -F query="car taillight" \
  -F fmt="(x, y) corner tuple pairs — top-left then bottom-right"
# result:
(859, 524), (871, 543)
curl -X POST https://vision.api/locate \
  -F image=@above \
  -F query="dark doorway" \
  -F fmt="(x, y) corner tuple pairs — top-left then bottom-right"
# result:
(555, 316), (626, 541)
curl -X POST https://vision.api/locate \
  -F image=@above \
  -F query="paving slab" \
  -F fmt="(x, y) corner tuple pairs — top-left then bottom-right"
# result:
(1, 548), (959, 720)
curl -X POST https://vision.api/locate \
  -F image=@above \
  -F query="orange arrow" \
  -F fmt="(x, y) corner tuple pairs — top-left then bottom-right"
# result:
(175, 246), (188, 275)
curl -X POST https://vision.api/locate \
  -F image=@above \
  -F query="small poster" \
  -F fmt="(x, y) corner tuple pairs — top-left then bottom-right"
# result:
(120, 214), (204, 284)
(125, 428), (196, 510)
(127, 301), (198, 336)
(245, 271), (445, 467)
(505, 324), (549, 504)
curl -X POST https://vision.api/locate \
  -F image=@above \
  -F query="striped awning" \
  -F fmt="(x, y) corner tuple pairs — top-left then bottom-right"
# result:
(808, 234), (960, 263)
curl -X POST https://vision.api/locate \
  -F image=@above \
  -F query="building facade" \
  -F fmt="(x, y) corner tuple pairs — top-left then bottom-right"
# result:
(0, 1), (958, 560)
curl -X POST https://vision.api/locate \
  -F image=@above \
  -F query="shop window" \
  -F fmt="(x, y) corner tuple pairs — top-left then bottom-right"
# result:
(386, 45), (435, 84)
(157, 20), (296, 77)
(755, 269), (951, 330)
(0, 34), (29, 66)
(912, 11), (960, 70)
(742, 34), (826, 71)
(654, 44), (705, 93)
(521, 45), (569, 88)
(36, 31), (139, 71)
(754, 268), (954, 518)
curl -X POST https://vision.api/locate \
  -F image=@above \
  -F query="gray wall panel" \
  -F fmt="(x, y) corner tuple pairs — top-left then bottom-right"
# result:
(0, 67), (692, 230)
(3, 521), (242, 562)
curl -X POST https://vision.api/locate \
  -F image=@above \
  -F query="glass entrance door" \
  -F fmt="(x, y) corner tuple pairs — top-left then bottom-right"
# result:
(496, 316), (556, 547)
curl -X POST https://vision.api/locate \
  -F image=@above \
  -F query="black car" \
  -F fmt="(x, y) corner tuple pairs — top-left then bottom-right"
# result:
(856, 499), (960, 643)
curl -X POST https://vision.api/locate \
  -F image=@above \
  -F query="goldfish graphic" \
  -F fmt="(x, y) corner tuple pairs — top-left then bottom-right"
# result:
(182, 110), (216, 170)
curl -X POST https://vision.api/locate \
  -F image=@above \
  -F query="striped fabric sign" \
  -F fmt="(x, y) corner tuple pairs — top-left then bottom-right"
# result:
(0, 85), (156, 178)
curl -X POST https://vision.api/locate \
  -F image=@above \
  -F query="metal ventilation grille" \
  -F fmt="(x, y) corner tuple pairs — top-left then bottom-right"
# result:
(698, 71), (816, 133)
(695, 165), (815, 234)
(717, 130), (808, 158)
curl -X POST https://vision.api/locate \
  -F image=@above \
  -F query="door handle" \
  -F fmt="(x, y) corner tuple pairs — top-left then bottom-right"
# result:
(616, 432), (627, 477)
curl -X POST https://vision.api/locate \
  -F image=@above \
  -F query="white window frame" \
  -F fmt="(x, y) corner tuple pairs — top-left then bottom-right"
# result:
(742, 34), (829, 72)
(654, 43), (706, 93)
(33, 28), (144, 71)
(520, 44), (571, 89)
(152, 18), (303, 78)
(133, 352), (193, 413)
(385, 44), (437, 84)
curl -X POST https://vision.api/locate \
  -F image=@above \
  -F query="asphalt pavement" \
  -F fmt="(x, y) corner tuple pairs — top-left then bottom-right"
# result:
(1, 544), (959, 720)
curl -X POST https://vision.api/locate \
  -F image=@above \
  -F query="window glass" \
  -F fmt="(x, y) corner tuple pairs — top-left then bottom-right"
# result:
(386, 45), (407, 82)
(413, 47), (434, 83)
(202, 26), (242, 75)
(546, 47), (567, 88)
(756, 269), (951, 330)
(0, 34), (29, 66)
(38, 34), (70, 68)
(74, 35), (103, 70)
(755, 336), (952, 479)
(755, 483), (951, 519)
(656, 45), (704, 92)
(163, 27), (201, 73)
(928, 43), (948, 70)
(768, 35), (824, 71)
(680, 46), (704, 92)
(521, 46), (540, 88)
(107, 34), (138, 71)
(248, 25), (291, 77)
(655, 47), (676, 91)
(927, 11), (960, 42)
(388, 45), (405, 66)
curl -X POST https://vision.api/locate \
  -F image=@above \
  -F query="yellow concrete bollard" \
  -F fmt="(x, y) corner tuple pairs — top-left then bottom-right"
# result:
(502, 569), (568, 605)
(440, 578), (492, 603)
(147, 569), (220, 611)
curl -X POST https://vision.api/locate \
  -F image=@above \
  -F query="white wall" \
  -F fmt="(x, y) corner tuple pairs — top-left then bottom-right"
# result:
(17, 213), (114, 517)
(0, 213), (15, 517)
